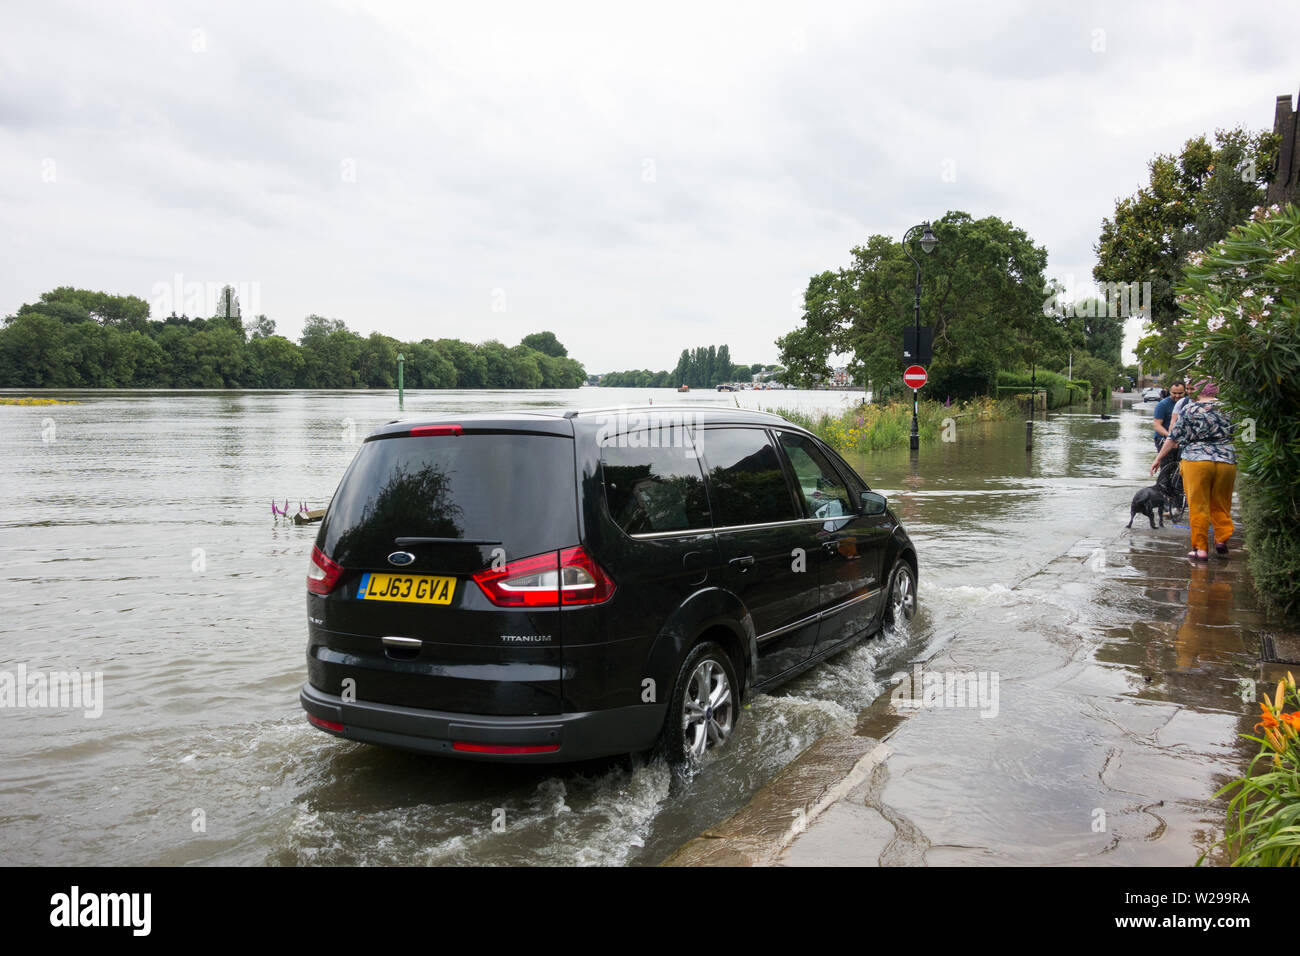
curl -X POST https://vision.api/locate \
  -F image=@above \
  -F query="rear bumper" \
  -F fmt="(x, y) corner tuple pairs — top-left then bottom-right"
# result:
(299, 682), (666, 763)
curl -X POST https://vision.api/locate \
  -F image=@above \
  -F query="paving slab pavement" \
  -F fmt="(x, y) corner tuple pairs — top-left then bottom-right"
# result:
(665, 499), (1289, 867)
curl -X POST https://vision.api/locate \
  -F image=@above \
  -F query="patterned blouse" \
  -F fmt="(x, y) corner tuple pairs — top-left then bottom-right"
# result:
(1168, 400), (1236, 464)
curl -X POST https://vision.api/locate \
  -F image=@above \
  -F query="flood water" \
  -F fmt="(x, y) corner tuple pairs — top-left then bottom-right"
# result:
(0, 387), (1218, 865)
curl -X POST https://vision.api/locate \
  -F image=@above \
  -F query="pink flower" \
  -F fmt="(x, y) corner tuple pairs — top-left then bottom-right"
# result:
(1207, 316), (1226, 332)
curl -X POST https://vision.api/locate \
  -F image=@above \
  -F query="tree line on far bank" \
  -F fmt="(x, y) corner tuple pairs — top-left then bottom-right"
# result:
(0, 289), (586, 390)
(598, 344), (783, 388)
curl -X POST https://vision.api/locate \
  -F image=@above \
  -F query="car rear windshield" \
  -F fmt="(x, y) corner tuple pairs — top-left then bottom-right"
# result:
(319, 432), (578, 567)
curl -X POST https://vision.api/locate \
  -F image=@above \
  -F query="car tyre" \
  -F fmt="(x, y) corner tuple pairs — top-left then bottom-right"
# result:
(660, 641), (739, 765)
(884, 559), (917, 627)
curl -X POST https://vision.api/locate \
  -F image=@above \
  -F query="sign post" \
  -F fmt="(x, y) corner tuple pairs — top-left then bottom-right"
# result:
(904, 365), (927, 450)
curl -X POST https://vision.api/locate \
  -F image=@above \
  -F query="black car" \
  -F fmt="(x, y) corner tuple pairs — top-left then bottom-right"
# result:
(300, 405), (917, 763)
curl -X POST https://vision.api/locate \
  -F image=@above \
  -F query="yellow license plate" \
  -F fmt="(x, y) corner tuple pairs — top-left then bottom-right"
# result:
(358, 573), (456, 605)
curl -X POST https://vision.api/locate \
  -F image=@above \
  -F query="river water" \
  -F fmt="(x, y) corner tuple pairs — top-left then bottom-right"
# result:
(1, 387), (1176, 865)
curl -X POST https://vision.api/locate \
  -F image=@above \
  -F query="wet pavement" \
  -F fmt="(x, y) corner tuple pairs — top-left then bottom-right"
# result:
(667, 491), (1283, 866)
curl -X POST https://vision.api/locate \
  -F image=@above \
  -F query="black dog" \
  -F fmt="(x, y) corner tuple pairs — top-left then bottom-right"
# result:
(1126, 486), (1166, 529)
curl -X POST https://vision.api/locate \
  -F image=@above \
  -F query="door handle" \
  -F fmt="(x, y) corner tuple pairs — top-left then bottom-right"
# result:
(729, 555), (755, 572)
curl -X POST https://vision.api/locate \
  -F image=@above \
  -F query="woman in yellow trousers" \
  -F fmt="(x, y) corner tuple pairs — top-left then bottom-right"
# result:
(1150, 380), (1236, 560)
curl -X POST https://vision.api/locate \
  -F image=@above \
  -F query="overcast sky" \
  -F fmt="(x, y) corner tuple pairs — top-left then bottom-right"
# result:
(1, 0), (1294, 371)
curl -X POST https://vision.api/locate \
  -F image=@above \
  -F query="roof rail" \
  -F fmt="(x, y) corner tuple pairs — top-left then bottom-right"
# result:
(563, 403), (789, 419)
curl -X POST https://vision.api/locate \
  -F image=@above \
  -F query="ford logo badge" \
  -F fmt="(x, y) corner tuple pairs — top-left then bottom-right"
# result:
(387, 551), (416, 567)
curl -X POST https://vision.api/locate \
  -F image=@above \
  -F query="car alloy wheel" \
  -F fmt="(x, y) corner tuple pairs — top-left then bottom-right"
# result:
(662, 641), (739, 764)
(682, 657), (734, 759)
(886, 560), (916, 625)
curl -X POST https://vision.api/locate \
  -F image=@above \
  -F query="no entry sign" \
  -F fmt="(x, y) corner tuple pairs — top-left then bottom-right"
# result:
(904, 365), (928, 389)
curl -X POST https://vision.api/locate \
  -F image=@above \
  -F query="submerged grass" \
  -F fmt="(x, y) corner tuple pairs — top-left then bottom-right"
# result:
(766, 396), (1019, 454)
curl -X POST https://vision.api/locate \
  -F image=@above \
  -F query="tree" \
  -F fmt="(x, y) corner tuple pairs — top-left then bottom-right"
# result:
(247, 314), (276, 340)
(507, 345), (543, 389)
(1094, 126), (1279, 375)
(215, 285), (241, 321)
(478, 340), (512, 388)
(533, 352), (587, 388)
(1071, 298), (1124, 366)
(434, 338), (485, 388)
(190, 326), (245, 386)
(300, 315), (348, 343)
(246, 335), (303, 388)
(357, 332), (399, 388)
(14, 288), (151, 331)
(0, 313), (71, 386)
(154, 324), (198, 387)
(406, 340), (457, 389)
(714, 345), (732, 386)
(520, 331), (568, 358)
(0, 287), (585, 390)
(1175, 204), (1300, 617)
(779, 211), (1051, 399)
(1070, 352), (1122, 399)
(299, 326), (361, 387)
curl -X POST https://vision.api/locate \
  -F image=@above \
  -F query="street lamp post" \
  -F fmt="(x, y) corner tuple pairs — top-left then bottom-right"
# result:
(902, 222), (938, 450)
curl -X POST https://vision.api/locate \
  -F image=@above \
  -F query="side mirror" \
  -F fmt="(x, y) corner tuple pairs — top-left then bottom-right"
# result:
(860, 491), (888, 516)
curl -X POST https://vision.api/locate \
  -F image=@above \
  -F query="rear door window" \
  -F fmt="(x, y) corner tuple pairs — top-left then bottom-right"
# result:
(320, 432), (578, 567)
(699, 427), (799, 527)
(601, 432), (711, 535)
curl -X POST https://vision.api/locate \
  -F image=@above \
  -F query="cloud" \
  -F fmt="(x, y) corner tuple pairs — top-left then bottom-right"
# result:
(0, 0), (1294, 371)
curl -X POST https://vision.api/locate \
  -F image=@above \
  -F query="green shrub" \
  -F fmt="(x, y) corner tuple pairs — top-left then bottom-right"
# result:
(1070, 352), (1122, 399)
(1176, 203), (1300, 620)
(926, 357), (999, 402)
(995, 369), (1086, 408)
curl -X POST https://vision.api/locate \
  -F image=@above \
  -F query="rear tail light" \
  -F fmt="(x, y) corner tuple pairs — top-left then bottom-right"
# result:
(308, 714), (344, 732)
(556, 546), (616, 605)
(472, 546), (615, 607)
(452, 741), (560, 755)
(307, 545), (344, 595)
(409, 424), (463, 437)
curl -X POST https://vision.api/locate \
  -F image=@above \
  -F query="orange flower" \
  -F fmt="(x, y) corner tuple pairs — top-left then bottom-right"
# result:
(1278, 711), (1300, 732)
(1255, 703), (1279, 733)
